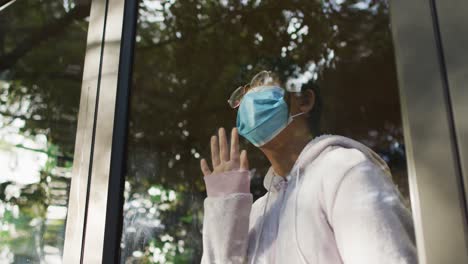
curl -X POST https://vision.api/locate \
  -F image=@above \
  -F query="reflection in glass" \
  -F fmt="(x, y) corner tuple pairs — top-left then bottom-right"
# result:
(121, 1), (409, 263)
(0, 0), (90, 263)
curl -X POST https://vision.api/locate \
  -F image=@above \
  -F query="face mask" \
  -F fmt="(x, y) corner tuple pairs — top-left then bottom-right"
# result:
(236, 86), (305, 147)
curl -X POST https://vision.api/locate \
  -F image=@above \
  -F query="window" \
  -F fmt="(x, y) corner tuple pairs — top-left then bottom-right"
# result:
(2, 0), (467, 263)
(119, 1), (412, 263)
(0, 1), (90, 262)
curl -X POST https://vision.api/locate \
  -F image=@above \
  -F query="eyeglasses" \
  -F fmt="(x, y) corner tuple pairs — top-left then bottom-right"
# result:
(228, 70), (281, 108)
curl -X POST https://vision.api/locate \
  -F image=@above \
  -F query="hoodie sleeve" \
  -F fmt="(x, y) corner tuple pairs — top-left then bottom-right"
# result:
(201, 170), (253, 264)
(330, 161), (418, 264)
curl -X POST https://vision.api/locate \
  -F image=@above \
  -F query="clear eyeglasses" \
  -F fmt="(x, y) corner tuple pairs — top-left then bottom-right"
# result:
(227, 70), (281, 108)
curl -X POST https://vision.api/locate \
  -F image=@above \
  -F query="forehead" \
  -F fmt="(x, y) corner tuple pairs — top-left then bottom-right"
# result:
(249, 71), (281, 87)
(244, 72), (283, 94)
(246, 71), (300, 93)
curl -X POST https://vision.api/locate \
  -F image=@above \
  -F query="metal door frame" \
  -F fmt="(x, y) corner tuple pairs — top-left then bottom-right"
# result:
(390, 0), (468, 263)
(62, 0), (109, 262)
(62, 0), (137, 263)
(433, 0), (468, 214)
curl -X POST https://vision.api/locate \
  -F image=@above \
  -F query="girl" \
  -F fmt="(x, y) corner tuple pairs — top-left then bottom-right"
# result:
(200, 71), (417, 264)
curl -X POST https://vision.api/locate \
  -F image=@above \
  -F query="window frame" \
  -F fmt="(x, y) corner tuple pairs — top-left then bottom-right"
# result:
(58, 0), (109, 262)
(432, 0), (468, 211)
(62, 0), (137, 263)
(60, 0), (468, 263)
(390, 0), (468, 263)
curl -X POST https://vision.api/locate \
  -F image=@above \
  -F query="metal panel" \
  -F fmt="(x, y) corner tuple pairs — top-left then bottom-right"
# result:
(101, 0), (138, 262)
(434, 0), (468, 211)
(80, 0), (128, 262)
(62, 0), (108, 262)
(389, 1), (468, 263)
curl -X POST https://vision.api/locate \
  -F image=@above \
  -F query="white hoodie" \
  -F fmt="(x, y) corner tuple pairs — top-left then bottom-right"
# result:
(201, 135), (417, 264)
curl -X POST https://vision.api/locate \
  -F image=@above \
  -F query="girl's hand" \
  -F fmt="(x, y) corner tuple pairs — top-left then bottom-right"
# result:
(200, 127), (249, 176)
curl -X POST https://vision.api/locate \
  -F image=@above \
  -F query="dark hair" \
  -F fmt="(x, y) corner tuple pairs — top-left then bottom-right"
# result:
(301, 81), (322, 136)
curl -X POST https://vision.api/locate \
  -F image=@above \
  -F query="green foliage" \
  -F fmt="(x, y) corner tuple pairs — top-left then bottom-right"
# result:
(0, 0), (89, 262)
(0, 140), (70, 262)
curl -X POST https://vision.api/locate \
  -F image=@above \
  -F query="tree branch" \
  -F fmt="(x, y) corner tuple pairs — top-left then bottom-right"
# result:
(0, 3), (90, 71)
(0, 0), (15, 9)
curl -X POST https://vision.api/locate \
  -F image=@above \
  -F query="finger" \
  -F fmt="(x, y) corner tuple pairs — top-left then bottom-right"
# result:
(211, 135), (220, 167)
(240, 150), (249, 171)
(218, 127), (229, 162)
(200, 159), (212, 176)
(230, 127), (239, 161)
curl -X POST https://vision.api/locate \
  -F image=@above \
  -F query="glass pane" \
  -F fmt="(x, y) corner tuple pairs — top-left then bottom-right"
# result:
(121, 1), (414, 263)
(0, 1), (90, 263)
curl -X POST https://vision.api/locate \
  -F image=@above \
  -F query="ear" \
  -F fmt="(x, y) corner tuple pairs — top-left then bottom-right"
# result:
(299, 89), (315, 114)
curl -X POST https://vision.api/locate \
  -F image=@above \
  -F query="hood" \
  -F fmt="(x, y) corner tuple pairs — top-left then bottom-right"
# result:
(263, 134), (391, 192)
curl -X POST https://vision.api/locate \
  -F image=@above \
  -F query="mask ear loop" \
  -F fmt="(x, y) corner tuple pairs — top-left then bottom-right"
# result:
(290, 111), (306, 119)
(286, 90), (306, 120)
(250, 176), (274, 264)
(295, 167), (310, 264)
(286, 89), (293, 115)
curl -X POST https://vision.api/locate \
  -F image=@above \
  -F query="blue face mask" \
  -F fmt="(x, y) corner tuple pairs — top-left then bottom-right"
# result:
(236, 86), (304, 147)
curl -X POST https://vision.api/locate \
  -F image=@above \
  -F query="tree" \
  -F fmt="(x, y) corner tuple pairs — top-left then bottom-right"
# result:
(0, 0), (90, 262)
